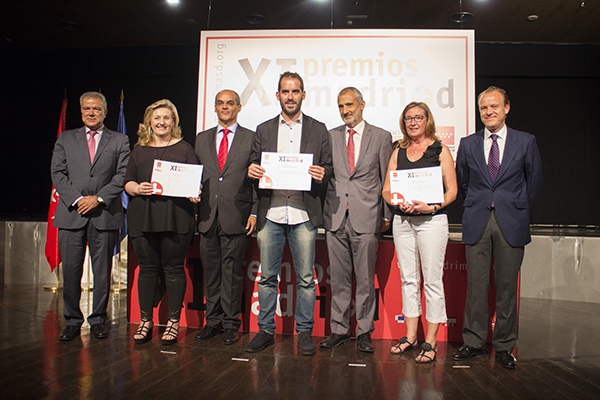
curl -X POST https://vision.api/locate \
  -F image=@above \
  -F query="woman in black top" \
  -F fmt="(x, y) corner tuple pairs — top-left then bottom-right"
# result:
(382, 101), (457, 362)
(125, 99), (200, 345)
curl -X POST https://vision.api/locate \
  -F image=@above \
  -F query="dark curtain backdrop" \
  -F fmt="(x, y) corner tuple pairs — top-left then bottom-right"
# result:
(1, 42), (599, 226)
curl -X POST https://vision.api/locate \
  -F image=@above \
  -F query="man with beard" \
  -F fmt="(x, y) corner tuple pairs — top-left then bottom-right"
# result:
(246, 72), (332, 355)
(319, 87), (392, 352)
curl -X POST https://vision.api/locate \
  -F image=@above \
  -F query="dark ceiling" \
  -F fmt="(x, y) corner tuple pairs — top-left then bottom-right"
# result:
(2, 0), (599, 49)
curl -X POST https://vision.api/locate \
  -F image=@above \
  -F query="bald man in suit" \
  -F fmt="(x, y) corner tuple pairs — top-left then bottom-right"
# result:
(194, 89), (256, 344)
(320, 87), (393, 352)
(453, 86), (542, 369)
(51, 91), (130, 341)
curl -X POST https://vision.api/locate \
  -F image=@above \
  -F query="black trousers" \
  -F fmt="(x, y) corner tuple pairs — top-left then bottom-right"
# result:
(200, 215), (249, 330)
(463, 210), (524, 352)
(59, 223), (118, 326)
(131, 231), (192, 321)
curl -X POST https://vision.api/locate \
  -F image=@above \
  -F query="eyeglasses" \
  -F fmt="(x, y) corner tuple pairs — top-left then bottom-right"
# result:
(404, 115), (425, 123)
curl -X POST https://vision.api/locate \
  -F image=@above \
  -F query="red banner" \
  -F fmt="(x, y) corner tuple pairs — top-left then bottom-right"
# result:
(45, 98), (67, 272)
(128, 237), (498, 342)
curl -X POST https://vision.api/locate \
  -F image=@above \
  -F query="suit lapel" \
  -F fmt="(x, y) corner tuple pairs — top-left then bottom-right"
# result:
(92, 129), (112, 168)
(354, 122), (372, 174)
(267, 116), (279, 153)
(496, 127), (517, 183)
(222, 126), (245, 173)
(300, 114), (311, 153)
(333, 127), (350, 174)
(208, 127), (220, 172)
(471, 130), (491, 186)
(77, 127), (92, 167)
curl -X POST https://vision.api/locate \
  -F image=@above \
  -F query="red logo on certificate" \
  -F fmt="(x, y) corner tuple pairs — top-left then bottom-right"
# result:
(151, 182), (163, 195)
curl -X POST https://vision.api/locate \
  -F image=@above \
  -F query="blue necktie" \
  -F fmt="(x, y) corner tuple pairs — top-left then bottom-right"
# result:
(488, 134), (499, 208)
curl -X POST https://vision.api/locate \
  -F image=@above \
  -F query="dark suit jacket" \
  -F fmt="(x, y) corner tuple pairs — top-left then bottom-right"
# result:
(324, 121), (393, 234)
(195, 125), (257, 235)
(250, 113), (333, 230)
(456, 126), (543, 247)
(51, 126), (130, 230)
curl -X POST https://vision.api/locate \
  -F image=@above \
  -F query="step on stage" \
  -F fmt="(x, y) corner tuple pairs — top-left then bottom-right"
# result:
(2, 285), (600, 399)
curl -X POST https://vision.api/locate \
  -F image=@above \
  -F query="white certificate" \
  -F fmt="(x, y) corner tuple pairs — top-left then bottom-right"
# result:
(389, 166), (443, 205)
(258, 152), (314, 191)
(150, 160), (203, 198)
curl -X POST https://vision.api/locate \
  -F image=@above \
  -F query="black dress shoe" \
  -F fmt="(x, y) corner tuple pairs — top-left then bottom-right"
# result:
(297, 332), (316, 355)
(495, 350), (517, 369)
(320, 333), (351, 348)
(59, 325), (81, 341)
(195, 325), (221, 340)
(91, 323), (109, 339)
(222, 329), (239, 344)
(357, 333), (374, 353)
(452, 345), (485, 361)
(245, 330), (274, 353)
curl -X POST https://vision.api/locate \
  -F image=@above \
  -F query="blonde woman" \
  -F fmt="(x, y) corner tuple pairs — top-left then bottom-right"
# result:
(125, 99), (200, 345)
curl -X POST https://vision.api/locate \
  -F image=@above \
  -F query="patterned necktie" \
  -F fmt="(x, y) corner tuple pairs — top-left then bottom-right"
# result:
(347, 129), (356, 174)
(88, 131), (98, 163)
(488, 133), (500, 184)
(218, 128), (230, 172)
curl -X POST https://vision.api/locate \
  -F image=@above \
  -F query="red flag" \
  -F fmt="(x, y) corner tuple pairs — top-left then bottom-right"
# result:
(45, 98), (67, 272)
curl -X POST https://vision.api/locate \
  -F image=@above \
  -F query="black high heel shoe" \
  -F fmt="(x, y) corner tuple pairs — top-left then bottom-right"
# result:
(133, 319), (153, 344)
(161, 319), (179, 346)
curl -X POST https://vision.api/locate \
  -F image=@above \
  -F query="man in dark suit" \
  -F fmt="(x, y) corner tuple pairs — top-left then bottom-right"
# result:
(320, 87), (392, 352)
(194, 89), (256, 344)
(245, 72), (332, 355)
(51, 91), (130, 341)
(453, 86), (543, 368)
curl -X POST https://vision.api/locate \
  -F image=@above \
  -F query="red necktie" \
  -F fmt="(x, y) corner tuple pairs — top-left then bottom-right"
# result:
(218, 128), (230, 172)
(88, 131), (98, 163)
(347, 129), (356, 174)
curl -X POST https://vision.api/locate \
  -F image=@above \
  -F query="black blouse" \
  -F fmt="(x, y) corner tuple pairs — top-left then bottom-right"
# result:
(124, 140), (199, 237)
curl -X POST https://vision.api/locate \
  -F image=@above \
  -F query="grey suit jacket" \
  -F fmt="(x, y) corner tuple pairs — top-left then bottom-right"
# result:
(51, 126), (130, 230)
(250, 113), (333, 230)
(324, 121), (393, 234)
(195, 125), (257, 235)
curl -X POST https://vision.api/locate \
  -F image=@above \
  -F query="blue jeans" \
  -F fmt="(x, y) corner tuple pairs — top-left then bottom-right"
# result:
(256, 219), (317, 333)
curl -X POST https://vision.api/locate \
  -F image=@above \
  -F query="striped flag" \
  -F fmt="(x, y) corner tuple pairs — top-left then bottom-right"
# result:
(45, 98), (67, 272)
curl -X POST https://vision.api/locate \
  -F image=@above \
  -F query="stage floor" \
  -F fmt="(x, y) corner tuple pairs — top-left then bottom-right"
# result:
(2, 285), (600, 399)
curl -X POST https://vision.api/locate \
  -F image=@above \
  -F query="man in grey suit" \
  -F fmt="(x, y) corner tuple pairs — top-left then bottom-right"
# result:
(320, 87), (393, 352)
(194, 89), (256, 344)
(246, 72), (332, 355)
(51, 91), (130, 341)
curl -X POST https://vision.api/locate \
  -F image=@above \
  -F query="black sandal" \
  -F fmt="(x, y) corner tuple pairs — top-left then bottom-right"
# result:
(390, 336), (417, 354)
(161, 319), (179, 346)
(415, 342), (437, 363)
(133, 319), (153, 344)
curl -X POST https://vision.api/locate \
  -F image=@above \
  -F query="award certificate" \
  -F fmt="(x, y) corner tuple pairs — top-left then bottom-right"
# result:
(150, 160), (203, 198)
(389, 166), (443, 205)
(258, 152), (314, 191)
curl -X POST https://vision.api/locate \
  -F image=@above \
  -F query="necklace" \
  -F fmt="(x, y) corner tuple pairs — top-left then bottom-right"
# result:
(154, 135), (173, 161)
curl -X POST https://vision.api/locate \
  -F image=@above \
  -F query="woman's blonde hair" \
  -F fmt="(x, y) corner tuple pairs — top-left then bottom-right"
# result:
(398, 101), (440, 149)
(136, 99), (182, 146)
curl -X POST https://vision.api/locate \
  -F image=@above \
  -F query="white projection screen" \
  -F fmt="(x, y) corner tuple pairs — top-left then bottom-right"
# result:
(197, 29), (475, 158)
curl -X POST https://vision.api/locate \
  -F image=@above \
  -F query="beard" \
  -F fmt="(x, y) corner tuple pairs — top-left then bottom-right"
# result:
(280, 98), (302, 117)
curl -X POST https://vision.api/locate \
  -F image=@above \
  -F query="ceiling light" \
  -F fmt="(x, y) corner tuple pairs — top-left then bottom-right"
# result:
(449, 12), (474, 23)
(167, 0), (180, 5)
(245, 14), (266, 24)
(526, 15), (539, 21)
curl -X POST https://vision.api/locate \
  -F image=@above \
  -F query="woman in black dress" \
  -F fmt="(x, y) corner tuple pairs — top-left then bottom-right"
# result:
(125, 99), (200, 345)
